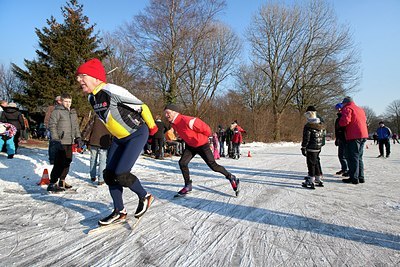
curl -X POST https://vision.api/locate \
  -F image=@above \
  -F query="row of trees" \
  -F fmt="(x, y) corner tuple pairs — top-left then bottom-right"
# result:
(1, 0), (398, 140)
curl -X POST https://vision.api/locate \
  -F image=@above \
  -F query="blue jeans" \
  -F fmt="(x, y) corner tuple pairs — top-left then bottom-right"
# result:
(89, 146), (108, 182)
(345, 139), (366, 180)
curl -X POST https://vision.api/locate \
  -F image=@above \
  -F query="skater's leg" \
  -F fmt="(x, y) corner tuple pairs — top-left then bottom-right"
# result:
(178, 147), (196, 185)
(197, 143), (230, 177)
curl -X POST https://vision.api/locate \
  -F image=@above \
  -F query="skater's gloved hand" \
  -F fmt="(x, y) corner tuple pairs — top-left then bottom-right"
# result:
(301, 148), (307, 157)
(148, 125), (158, 136)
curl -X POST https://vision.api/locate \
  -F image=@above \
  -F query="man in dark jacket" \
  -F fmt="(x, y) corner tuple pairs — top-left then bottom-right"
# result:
(47, 93), (81, 192)
(153, 115), (168, 159)
(334, 103), (348, 176)
(0, 102), (25, 153)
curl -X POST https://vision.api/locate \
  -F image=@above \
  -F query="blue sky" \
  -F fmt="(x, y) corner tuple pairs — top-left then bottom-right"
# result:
(0, 0), (399, 116)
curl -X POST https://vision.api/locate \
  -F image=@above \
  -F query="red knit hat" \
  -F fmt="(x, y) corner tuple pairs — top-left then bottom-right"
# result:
(76, 58), (107, 82)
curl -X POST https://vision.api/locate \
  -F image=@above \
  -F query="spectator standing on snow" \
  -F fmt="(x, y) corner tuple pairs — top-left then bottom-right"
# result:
(392, 133), (400, 144)
(153, 115), (168, 160)
(212, 132), (220, 160)
(334, 103), (348, 177)
(0, 102), (25, 153)
(0, 122), (17, 159)
(82, 115), (112, 185)
(217, 125), (226, 157)
(376, 121), (392, 158)
(45, 96), (63, 164)
(231, 127), (243, 159)
(76, 58), (157, 225)
(339, 96), (368, 184)
(47, 93), (82, 192)
(373, 132), (378, 145)
(164, 104), (240, 197)
(301, 106), (326, 189)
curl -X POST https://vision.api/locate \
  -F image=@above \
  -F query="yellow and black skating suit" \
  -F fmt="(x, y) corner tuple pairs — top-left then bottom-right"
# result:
(88, 83), (156, 139)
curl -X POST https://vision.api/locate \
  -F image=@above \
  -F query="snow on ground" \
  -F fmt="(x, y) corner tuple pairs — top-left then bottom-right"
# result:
(0, 141), (399, 266)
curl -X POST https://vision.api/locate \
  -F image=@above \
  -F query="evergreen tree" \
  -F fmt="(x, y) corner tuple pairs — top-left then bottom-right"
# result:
(12, 0), (108, 122)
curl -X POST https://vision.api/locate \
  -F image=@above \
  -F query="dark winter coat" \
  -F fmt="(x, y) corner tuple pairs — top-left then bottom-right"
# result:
(334, 113), (346, 143)
(0, 106), (25, 131)
(82, 115), (112, 149)
(217, 128), (226, 142)
(301, 121), (326, 152)
(49, 105), (81, 145)
(154, 119), (168, 139)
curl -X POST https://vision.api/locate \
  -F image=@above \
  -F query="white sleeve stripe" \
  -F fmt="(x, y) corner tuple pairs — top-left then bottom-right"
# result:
(189, 118), (196, 130)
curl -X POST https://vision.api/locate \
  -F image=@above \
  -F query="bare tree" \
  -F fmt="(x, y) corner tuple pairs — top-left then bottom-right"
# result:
(123, 0), (230, 111)
(362, 106), (377, 130)
(247, 0), (360, 140)
(386, 99), (400, 133)
(0, 63), (22, 102)
(178, 23), (241, 116)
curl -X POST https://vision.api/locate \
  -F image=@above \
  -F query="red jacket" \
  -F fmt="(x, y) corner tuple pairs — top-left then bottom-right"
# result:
(338, 102), (368, 140)
(232, 130), (242, 144)
(171, 114), (211, 148)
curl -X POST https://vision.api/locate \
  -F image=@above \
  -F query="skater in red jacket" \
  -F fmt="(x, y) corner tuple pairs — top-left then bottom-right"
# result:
(164, 104), (240, 197)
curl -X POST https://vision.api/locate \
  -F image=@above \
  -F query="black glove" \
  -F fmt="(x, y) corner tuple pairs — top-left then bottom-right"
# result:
(301, 148), (307, 157)
(74, 137), (84, 148)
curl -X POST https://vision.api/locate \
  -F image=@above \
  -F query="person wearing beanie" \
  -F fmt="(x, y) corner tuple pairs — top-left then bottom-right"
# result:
(164, 104), (240, 197)
(376, 121), (392, 158)
(334, 103), (348, 176)
(301, 108), (326, 189)
(76, 58), (158, 226)
(339, 97), (368, 184)
(0, 102), (25, 153)
(0, 122), (17, 159)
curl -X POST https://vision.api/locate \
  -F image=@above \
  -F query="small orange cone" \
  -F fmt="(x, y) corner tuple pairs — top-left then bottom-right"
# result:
(248, 151), (252, 157)
(37, 169), (50, 185)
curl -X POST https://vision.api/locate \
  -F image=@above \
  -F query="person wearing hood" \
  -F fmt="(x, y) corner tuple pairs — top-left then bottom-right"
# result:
(338, 96), (369, 184)
(301, 106), (326, 189)
(0, 102), (25, 153)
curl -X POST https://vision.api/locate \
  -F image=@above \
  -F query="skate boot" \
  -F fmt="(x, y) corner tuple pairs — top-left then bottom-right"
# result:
(228, 174), (240, 196)
(59, 180), (73, 189)
(335, 170), (345, 175)
(98, 208), (127, 226)
(47, 183), (65, 192)
(134, 193), (154, 218)
(174, 183), (193, 197)
(315, 176), (324, 187)
(301, 176), (315, 189)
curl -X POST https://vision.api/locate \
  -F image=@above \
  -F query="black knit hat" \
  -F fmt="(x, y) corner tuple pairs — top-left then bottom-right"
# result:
(306, 105), (317, 112)
(342, 96), (353, 104)
(164, 104), (180, 113)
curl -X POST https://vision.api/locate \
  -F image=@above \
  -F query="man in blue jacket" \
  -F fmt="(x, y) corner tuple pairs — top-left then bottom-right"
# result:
(376, 121), (392, 158)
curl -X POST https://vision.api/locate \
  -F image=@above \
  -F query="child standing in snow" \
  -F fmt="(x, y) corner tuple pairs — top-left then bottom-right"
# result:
(0, 122), (17, 159)
(212, 132), (220, 159)
(301, 106), (325, 189)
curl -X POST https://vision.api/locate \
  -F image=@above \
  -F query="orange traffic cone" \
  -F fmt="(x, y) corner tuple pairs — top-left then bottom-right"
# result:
(248, 151), (252, 157)
(37, 169), (50, 185)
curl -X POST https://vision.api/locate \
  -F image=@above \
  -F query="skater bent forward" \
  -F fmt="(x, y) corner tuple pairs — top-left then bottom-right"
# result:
(164, 104), (239, 197)
(76, 58), (158, 225)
